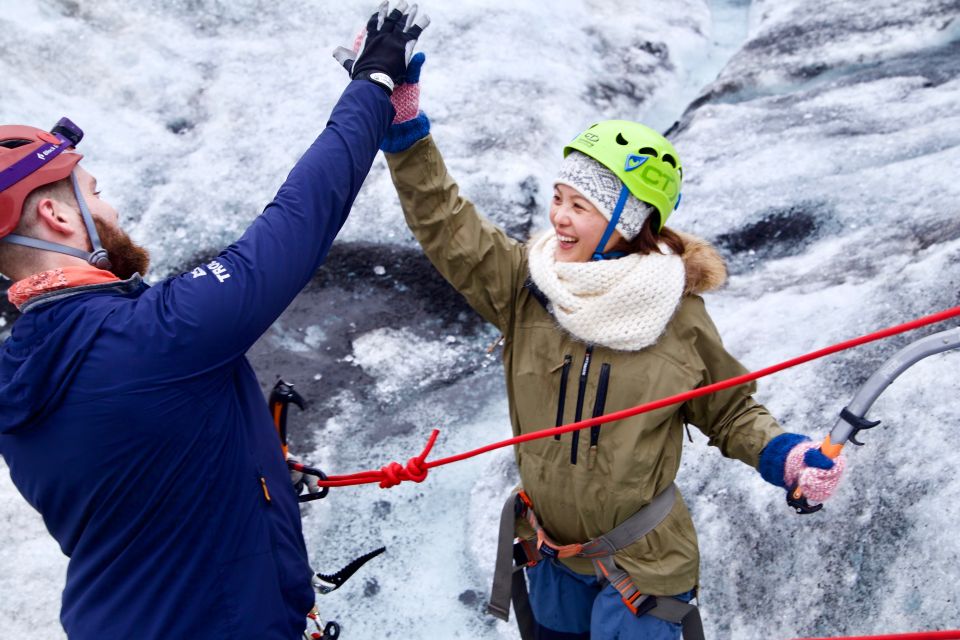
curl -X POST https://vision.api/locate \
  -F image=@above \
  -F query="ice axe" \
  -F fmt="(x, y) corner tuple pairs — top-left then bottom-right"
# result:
(269, 379), (329, 501)
(789, 325), (960, 514)
(270, 379), (305, 459)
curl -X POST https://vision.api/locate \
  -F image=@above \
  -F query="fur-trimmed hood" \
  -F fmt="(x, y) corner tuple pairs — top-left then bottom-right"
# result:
(676, 230), (727, 295)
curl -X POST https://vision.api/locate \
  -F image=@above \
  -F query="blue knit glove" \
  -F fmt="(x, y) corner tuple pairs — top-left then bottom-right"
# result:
(380, 51), (431, 153)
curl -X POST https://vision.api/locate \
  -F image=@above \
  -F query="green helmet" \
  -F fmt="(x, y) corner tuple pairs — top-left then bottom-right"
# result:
(564, 120), (682, 231)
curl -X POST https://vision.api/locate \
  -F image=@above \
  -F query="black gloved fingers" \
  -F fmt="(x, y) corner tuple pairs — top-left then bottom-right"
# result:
(403, 23), (424, 43)
(345, 0), (430, 92)
(401, 5), (430, 64)
(381, 1), (407, 32)
(403, 4), (430, 35)
(368, 1), (389, 32)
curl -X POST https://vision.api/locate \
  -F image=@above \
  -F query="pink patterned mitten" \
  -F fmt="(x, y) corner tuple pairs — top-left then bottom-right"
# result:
(784, 440), (846, 502)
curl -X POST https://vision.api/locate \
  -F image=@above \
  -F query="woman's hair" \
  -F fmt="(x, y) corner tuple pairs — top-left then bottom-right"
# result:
(615, 212), (685, 256)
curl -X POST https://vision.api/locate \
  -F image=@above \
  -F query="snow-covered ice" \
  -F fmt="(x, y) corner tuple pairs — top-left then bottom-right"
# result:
(2, 0), (959, 637)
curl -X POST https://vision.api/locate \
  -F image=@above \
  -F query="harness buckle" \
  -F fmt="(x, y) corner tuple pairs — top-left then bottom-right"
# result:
(537, 539), (559, 560)
(515, 490), (533, 513)
(513, 539), (540, 568)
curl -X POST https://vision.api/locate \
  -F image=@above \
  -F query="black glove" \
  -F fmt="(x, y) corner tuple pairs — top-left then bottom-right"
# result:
(333, 1), (430, 95)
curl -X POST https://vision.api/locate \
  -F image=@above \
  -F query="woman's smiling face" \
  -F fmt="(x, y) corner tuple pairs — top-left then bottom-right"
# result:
(549, 183), (622, 262)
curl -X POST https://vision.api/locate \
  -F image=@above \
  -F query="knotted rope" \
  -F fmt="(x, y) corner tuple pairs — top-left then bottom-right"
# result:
(317, 304), (960, 490)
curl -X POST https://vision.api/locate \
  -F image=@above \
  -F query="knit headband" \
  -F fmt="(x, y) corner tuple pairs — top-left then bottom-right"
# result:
(554, 151), (655, 241)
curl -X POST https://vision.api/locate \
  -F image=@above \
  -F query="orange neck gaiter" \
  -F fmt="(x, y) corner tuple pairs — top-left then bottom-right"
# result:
(8, 265), (120, 310)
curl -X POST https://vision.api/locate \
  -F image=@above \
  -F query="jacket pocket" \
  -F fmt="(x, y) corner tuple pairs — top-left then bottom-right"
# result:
(588, 363), (611, 471)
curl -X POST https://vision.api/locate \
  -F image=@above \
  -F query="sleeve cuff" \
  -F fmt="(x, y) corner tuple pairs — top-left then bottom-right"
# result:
(758, 432), (809, 488)
(380, 112), (431, 154)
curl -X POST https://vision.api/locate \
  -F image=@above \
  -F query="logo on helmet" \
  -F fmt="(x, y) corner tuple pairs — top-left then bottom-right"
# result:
(624, 153), (679, 199)
(624, 154), (648, 172)
(638, 164), (678, 200)
(34, 143), (59, 162)
(579, 132), (601, 147)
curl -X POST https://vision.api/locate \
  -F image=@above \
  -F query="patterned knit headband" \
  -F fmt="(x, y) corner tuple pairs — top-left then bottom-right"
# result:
(554, 151), (655, 241)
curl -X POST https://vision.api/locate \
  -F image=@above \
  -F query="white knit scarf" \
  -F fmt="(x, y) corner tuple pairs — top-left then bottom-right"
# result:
(527, 230), (686, 351)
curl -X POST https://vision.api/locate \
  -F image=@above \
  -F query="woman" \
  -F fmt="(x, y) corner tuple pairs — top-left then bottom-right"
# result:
(375, 55), (845, 640)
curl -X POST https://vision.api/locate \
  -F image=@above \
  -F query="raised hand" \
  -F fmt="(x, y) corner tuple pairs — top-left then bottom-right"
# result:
(333, 1), (431, 94)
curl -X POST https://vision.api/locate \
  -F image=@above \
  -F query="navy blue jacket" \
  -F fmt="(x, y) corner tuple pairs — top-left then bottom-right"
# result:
(0, 80), (392, 639)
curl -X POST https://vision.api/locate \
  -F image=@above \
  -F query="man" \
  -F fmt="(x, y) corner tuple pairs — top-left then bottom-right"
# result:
(0, 3), (427, 637)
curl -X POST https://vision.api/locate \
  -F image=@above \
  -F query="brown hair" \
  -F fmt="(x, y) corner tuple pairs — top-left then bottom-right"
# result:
(612, 213), (685, 257)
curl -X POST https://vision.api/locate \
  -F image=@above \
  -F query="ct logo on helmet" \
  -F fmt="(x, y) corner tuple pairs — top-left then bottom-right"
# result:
(624, 154), (679, 200)
(641, 165), (679, 200)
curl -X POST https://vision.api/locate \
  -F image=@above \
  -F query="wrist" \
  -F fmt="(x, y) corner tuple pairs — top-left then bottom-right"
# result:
(380, 112), (431, 154)
(758, 432), (809, 488)
(391, 83), (421, 124)
(357, 71), (395, 95)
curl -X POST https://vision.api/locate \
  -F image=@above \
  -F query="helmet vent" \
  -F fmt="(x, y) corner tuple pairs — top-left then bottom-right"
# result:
(662, 154), (677, 168)
(616, 133), (629, 145)
(637, 146), (658, 158)
(0, 139), (31, 149)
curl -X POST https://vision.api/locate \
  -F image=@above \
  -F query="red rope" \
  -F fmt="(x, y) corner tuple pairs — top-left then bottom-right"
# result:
(793, 632), (960, 640)
(317, 304), (960, 489)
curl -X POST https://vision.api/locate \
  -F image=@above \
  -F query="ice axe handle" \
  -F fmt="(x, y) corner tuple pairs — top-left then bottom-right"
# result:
(789, 325), (960, 515)
(817, 434), (845, 460)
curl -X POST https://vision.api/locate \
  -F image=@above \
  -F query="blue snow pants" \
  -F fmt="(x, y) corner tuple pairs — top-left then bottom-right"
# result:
(526, 558), (695, 639)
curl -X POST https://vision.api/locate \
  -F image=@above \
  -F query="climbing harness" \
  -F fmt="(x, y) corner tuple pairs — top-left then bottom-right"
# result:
(788, 324), (960, 513)
(489, 485), (704, 640)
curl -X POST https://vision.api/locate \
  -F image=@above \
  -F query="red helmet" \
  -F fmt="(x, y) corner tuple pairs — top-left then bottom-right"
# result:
(0, 118), (84, 238)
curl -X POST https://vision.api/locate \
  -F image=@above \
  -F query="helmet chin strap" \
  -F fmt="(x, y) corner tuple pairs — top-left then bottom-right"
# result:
(591, 184), (630, 261)
(1, 171), (112, 271)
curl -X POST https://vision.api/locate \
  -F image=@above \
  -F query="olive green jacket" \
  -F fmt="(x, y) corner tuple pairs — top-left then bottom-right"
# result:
(386, 135), (784, 595)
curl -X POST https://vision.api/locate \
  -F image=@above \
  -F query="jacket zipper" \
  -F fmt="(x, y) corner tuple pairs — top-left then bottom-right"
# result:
(570, 346), (594, 464)
(257, 464), (272, 504)
(588, 363), (611, 470)
(554, 355), (573, 441)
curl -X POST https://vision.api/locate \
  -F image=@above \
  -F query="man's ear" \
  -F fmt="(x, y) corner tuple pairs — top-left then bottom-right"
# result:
(34, 197), (78, 238)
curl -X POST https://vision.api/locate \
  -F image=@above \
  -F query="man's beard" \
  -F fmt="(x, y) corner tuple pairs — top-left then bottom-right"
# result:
(93, 218), (150, 280)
